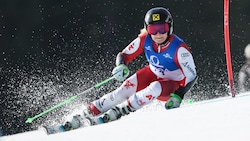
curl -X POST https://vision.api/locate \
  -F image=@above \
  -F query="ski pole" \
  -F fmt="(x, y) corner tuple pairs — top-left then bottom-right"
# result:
(26, 76), (115, 123)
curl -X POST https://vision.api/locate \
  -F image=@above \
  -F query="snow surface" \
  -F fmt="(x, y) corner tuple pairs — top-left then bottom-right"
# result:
(1, 92), (250, 141)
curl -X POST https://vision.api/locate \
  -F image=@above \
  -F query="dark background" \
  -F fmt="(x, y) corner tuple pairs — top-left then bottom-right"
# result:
(0, 0), (249, 136)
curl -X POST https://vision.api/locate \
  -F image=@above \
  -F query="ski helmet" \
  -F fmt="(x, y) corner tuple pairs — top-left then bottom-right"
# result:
(244, 44), (250, 59)
(144, 7), (173, 35)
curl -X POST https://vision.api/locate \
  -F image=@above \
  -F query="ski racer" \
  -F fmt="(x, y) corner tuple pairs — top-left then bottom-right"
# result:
(57, 7), (198, 132)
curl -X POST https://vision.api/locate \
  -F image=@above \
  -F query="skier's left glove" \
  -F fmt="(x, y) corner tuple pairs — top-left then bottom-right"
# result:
(112, 64), (129, 82)
(165, 93), (182, 109)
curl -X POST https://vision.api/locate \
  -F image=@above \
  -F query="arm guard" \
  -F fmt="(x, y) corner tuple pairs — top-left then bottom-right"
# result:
(115, 52), (126, 66)
(174, 75), (198, 99)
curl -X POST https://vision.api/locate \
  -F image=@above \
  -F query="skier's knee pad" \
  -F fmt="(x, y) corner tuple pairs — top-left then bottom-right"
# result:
(148, 81), (162, 97)
(128, 81), (162, 109)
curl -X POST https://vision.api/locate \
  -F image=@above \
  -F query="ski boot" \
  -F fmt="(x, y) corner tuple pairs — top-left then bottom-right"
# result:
(82, 109), (104, 125)
(102, 102), (135, 123)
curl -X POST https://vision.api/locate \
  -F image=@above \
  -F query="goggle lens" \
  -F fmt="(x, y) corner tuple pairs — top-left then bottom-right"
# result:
(147, 23), (169, 35)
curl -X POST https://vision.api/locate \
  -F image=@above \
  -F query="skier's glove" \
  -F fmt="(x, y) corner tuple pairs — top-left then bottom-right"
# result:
(112, 64), (129, 82)
(165, 93), (182, 109)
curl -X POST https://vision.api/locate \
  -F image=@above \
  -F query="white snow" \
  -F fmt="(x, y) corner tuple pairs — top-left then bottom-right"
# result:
(1, 92), (250, 141)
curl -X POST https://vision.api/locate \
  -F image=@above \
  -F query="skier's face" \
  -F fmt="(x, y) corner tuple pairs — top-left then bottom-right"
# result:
(151, 32), (168, 44)
(147, 23), (169, 44)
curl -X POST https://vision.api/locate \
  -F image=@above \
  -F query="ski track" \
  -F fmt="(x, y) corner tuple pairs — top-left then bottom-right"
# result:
(1, 92), (250, 141)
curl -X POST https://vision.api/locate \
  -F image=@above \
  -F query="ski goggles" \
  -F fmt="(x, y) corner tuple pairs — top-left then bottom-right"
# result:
(147, 23), (169, 35)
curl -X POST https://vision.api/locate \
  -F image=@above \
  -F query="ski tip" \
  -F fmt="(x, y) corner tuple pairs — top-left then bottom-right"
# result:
(40, 126), (54, 135)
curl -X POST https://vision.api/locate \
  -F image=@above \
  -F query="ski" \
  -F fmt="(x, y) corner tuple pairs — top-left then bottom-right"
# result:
(42, 115), (105, 135)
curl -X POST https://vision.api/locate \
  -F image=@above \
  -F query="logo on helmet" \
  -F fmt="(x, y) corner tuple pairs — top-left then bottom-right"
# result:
(152, 14), (160, 21)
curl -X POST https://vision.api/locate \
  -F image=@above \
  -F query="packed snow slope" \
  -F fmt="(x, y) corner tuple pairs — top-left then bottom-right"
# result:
(1, 92), (250, 141)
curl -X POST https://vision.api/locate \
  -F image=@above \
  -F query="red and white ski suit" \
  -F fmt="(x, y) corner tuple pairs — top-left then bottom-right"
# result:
(90, 32), (196, 115)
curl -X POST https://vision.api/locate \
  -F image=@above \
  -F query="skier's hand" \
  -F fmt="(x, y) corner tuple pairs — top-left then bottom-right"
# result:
(112, 64), (129, 82)
(165, 93), (182, 109)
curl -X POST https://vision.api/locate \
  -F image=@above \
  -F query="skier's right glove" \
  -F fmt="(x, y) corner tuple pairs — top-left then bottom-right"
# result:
(165, 93), (182, 109)
(112, 64), (129, 82)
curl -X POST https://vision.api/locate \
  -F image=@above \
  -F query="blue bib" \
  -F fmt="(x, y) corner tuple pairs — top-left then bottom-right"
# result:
(144, 34), (183, 75)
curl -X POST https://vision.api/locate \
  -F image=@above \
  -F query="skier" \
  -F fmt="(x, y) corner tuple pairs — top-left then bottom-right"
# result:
(45, 7), (197, 134)
(238, 44), (250, 93)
